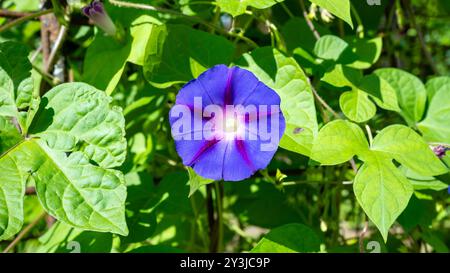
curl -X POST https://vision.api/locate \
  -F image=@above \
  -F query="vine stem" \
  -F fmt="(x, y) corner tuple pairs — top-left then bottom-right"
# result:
(402, 0), (439, 74)
(206, 182), (224, 252)
(44, 25), (68, 73)
(282, 180), (352, 186)
(299, 0), (320, 40)
(359, 218), (369, 253)
(214, 181), (224, 252)
(0, 10), (34, 18)
(3, 212), (46, 253)
(0, 9), (53, 33)
(108, 0), (258, 48)
(308, 79), (340, 119)
(350, 3), (364, 38)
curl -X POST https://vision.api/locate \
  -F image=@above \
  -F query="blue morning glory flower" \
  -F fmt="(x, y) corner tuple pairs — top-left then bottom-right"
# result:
(169, 65), (286, 181)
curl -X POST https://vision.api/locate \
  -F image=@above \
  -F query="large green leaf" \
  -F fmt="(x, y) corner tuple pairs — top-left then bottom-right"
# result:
(0, 82), (129, 240)
(31, 140), (128, 236)
(83, 34), (131, 95)
(0, 141), (28, 241)
(144, 24), (235, 88)
(308, 0), (353, 28)
(215, 0), (284, 17)
(36, 221), (113, 253)
(418, 78), (450, 143)
(339, 89), (376, 123)
(251, 223), (321, 253)
(236, 47), (318, 156)
(311, 119), (369, 165)
(29, 83), (127, 169)
(375, 68), (427, 125)
(371, 125), (448, 176)
(353, 152), (413, 242)
(83, 15), (162, 95)
(0, 138), (124, 240)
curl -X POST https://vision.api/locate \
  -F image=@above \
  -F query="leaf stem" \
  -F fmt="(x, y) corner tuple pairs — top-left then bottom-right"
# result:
(365, 124), (373, 146)
(0, 9), (53, 33)
(280, 2), (294, 18)
(31, 63), (60, 86)
(2, 212), (46, 253)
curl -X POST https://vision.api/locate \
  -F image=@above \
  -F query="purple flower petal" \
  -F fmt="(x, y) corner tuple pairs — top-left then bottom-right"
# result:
(196, 64), (231, 107)
(169, 65), (286, 181)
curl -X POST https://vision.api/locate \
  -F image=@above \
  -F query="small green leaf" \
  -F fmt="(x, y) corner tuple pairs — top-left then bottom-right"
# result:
(144, 25), (235, 88)
(425, 76), (450, 101)
(353, 152), (413, 242)
(282, 17), (331, 53)
(188, 167), (214, 197)
(375, 68), (427, 125)
(400, 166), (448, 191)
(346, 37), (383, 69)
(128, 15), (163, 66)
(0, 41), (39, 135)
(358, 74), (400, 112)
(314, 35), (350, 61)
(321, 64), (362, 90)
(308, 0), (353, 28)
(311, 120), (369, 165)
(215, 0), (284, 17)
(236, 47), (318, 156)
(251, 223), (321, 253)
(339, 89), (376, 123)
(418, 79), (450, 143)
(372, 125), (448, 176)
(0, 116), (22, 154)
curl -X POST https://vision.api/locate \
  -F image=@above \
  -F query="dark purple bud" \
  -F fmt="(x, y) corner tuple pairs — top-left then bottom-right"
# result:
(433, 145), (448, 159)
(82, 1), (116, 36)
(293, 127), (304, 134)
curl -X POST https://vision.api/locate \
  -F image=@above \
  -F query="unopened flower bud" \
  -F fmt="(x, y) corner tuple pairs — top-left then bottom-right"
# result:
(82, 1), (117, 36)
(433, 145), (448, 159)
(320, 8), (335, 23)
